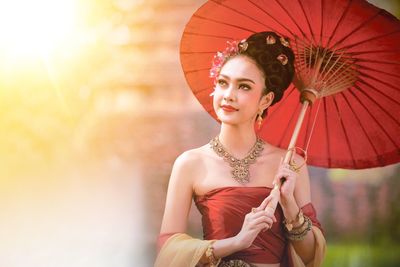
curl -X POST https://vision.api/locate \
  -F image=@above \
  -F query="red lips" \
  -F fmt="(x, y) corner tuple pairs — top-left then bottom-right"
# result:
(221, 105), (238, 112)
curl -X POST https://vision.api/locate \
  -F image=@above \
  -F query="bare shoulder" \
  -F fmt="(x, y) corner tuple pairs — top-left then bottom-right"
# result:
(261, 144), (286, 165)
(174, 145), (208, 169)
(170, 145), (210, 186)
(161, 146), (209, 233)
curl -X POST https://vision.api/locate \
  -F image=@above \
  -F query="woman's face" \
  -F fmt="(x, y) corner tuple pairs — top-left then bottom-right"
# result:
(213, 55), (274, 126)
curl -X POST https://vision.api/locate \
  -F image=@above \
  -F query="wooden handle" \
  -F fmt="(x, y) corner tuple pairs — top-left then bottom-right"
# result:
(265, 101), (310, 213)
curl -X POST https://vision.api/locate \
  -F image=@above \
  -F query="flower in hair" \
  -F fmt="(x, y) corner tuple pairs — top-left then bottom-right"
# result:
(238, 39), (248, 52)
(280, 36), (290, 47)
(266, 35), (276, 45)
(210, 40), (243, 78)
(277, 54), (288, 65)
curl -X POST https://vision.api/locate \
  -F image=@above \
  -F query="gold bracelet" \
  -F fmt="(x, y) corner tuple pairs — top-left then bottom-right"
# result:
(283, 209), (304, 231)
(205, 241), (221, 267)
(285, 216), (312, 241)
(289, 216), (309, 235)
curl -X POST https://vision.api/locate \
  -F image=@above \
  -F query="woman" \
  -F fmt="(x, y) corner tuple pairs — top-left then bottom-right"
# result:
(155, 32), (326, 267)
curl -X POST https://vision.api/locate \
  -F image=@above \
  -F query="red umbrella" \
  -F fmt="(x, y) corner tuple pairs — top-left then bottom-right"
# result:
(180, 0), (400, 170)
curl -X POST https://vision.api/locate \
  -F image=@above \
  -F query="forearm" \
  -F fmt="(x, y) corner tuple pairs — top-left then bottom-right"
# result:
(212, 235), (243, 259)
(198, 235), (245, 265)
(281, 197), (316, 264)
(289, 230), (316, 264)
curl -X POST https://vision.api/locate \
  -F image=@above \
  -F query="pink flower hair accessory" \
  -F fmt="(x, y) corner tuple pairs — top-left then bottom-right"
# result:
(209, 39), (248, 79)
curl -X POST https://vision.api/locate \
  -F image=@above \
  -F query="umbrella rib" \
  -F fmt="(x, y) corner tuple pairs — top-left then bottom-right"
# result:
(193, 14), (256, 34)
(341, 90), (384, 165)
(325, 0), (353, 49)
(319, 50), (352, 87)
(332, 94), (357, 167)
(296, 0), (316, 44)
(323, 98), (331, 166)
(355, 58), (400, 66)
(183, 32), (235, 40)
(248, 0), (297, 38)
(357, 72), (400, 106)
(357, 65), (400, 79)
(278, 99), (301, 147)
(352, 85), (399, 149)
(329, 9), (382, 51)
(336, 29), (400, 51)
(274, 0), (309, 40)
(355, 80), (400, 126)
(183, 67), (210, 75)
(208, 0), (285, 36)
(320, 0), (324, 43)
(349, 48), (400, 56)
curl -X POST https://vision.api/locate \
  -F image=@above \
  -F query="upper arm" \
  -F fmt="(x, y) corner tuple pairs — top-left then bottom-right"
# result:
(293, 153), (312, 208)
(160, 150), (198, 234)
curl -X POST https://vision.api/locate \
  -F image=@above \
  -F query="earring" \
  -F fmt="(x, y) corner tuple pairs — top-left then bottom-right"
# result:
(257, 111), (263, 130)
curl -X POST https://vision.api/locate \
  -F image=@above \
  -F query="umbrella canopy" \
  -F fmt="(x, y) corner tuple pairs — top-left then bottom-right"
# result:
(180, 0), (400, 169)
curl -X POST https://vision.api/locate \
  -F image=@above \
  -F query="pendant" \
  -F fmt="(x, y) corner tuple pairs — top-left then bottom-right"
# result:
(209, 136), (264, 184)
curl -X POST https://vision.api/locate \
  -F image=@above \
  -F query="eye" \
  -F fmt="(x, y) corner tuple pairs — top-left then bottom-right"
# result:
(239, 84), (251, 91)
(217, 79), (227, 87)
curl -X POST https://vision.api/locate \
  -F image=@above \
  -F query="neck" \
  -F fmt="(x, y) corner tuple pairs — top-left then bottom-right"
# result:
(218, 122), (259, 159)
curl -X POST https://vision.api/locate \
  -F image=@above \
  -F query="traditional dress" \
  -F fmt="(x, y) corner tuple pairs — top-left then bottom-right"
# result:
(156, 186), (325, 267)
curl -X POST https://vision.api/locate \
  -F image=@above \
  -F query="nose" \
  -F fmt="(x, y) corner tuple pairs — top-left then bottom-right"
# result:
(223, 84), (236, 102)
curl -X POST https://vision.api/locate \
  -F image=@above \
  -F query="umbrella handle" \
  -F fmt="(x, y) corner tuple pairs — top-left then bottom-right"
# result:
(265, 101), (310, 214)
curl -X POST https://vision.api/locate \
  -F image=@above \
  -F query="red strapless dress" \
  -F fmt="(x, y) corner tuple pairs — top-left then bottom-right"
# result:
(193, 186), (323, 266)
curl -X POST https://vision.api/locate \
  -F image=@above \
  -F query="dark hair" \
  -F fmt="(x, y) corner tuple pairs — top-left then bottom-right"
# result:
(240, 32), (295, 117)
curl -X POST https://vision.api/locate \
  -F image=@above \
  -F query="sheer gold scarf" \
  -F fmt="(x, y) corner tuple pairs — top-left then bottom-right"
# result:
(155, 227), (326, 267)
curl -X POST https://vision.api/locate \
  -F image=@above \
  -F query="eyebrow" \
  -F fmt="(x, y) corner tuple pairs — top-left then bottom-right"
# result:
(219, 74), (255, 84)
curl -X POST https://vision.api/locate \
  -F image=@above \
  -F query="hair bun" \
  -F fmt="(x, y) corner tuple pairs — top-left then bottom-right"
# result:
(242, 32), (295, 107)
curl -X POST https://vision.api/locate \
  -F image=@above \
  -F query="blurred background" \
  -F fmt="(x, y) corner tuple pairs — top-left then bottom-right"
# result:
(0, 0), (399, 266)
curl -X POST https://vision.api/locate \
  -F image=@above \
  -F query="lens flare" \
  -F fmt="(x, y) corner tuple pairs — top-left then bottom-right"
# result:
(0, 0), (78, 61)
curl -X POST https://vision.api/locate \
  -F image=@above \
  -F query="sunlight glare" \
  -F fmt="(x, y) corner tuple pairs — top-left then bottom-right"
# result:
(0, 0), (78, 61)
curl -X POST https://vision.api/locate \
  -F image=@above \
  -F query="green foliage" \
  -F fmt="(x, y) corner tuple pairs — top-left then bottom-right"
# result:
(324, 243), (400, 267)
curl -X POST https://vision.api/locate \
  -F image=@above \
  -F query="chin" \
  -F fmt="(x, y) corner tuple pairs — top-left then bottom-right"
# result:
(217, 116), (236, 124)
(217, 115), (243, 126)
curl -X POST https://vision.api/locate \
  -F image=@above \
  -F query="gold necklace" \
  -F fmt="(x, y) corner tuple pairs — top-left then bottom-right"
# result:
(209, 135), (265, 184)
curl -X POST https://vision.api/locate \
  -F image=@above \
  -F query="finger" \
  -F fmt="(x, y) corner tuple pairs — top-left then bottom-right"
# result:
(248, 207), (263, 217)
(274, 171), (290, 185)
(257, 222), (269, 232)
(276, 171), (296, 185)
(278, 169), (295, 177)
(250, 210), (271, 221)
(251, 214), (274, 226)
(251, 207), (259, 214)
(260, 220), (273, 232)
(273, 175), (284, 186)
(279, 173), (296, 186)
(258, 196), (272, 210)
(264, 206), (275, 217)
(251, 214), (274, 224)
(281, 167), (297, 175)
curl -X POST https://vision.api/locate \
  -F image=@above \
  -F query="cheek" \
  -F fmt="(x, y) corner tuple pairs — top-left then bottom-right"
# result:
(241, 93), (261, 111)
(212, 89), (222, 109)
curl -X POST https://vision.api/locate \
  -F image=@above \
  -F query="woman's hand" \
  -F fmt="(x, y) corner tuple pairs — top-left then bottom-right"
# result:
(234, 196), (277, 250)
(273, 157), (299, 205)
